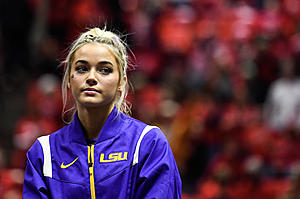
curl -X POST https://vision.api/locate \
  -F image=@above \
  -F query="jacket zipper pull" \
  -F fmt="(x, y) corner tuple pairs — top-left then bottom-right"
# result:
(88, 143), (94, 167)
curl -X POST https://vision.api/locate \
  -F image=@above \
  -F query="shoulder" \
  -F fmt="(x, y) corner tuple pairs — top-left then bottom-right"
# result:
(49, 124), (69, 138)
(43, 124), (72, 148)
(120, 114), (168, 143)
(119, 112), (146, 125)
(270, 78), (287, 90)
(27, 124), (69, 156)
(135, 126), (170, 159)
(27, 138), (44, 157)
(140, 126), (167, 146)
(118, 112), (148, 134)
(140, 126), (169, 152)
(118, 112), (167, 141)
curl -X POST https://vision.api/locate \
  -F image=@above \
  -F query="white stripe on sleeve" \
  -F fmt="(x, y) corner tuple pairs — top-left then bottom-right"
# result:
(132, 125), (158, 166)
(38, 135), (52, 178)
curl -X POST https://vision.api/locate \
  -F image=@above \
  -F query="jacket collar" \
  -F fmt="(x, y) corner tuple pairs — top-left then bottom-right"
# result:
(68, 106), (123, 145)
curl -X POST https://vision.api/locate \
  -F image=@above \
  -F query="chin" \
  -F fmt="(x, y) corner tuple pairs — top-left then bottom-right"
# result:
(83, 103), (102, 108)
(76, 96), (115, 109)
(79, 100), (113, 109)
(81, 100), (103, 107)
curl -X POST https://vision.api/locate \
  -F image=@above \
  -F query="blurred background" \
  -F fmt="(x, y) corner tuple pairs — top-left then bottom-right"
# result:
(1, 0), (300, 198)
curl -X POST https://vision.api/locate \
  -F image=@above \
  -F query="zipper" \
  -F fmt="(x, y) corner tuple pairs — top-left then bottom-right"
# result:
(88, 144), (96, 199)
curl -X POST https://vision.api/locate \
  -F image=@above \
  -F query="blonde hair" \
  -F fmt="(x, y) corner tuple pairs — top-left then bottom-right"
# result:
(61, 27), (131, 123)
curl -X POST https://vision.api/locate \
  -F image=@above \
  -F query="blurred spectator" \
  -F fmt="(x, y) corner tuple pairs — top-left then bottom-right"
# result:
(263, 59), (300, 132)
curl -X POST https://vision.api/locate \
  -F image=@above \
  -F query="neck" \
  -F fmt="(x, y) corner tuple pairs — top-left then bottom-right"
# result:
(77, 104), (114, 140)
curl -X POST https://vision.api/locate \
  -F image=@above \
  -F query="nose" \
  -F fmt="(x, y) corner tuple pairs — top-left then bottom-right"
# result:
(86, 69), (98, 86)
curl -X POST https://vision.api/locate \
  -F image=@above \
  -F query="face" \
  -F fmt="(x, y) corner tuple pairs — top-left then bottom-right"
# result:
(69, 43), (122, 109)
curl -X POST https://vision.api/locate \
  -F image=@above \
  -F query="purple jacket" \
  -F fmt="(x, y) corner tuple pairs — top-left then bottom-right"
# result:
(23, 107), (182, 198)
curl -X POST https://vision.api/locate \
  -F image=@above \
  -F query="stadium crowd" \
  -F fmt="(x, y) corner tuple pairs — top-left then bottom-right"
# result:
(1, 0), (300, 198)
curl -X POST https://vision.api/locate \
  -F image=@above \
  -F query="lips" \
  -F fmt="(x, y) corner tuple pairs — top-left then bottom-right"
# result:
(82, 88), (101, 94)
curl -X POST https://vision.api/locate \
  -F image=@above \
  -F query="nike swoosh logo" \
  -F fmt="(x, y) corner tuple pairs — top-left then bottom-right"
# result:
(61, 157), (79, 169)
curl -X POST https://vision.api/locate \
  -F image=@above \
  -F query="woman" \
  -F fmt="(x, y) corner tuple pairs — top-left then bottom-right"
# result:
(23, 27), (182, 198)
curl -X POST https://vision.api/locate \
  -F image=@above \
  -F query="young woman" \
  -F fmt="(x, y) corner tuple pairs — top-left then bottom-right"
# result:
(23, 27), (182, 198)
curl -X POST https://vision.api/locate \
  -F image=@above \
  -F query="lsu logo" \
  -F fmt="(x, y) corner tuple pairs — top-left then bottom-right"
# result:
(100, 152), (128, 163)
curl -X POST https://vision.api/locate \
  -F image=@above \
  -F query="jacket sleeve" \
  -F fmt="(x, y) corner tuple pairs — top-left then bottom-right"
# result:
(23, 140), (50, 198)
(134, 128), (182, 199)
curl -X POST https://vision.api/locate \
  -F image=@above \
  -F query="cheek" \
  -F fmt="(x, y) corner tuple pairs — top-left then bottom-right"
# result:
(104, 76), (120, 91)
(107, 79), (119, 90)
(69, 75), (82, 91)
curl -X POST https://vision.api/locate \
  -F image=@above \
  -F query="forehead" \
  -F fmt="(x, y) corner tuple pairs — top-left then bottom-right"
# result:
(73, 43), (117, 65)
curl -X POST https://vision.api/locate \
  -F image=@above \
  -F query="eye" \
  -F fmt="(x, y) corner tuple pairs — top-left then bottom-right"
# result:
(99, 67), (113, 75)
(75, 65), (88, 73)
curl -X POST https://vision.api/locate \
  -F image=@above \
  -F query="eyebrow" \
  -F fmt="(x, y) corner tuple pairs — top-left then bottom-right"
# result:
(75, 60), (114, 66)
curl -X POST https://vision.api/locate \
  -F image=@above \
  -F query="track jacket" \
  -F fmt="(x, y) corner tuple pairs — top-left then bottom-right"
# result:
(23, 107), (182, 198)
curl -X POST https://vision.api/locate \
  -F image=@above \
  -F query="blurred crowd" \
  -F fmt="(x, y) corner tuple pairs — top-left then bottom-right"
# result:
(1, 0), (300, 198)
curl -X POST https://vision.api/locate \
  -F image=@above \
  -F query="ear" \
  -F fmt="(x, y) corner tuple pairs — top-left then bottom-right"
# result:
(67, 75), (71, 89)
(118, 76), (127, 91)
